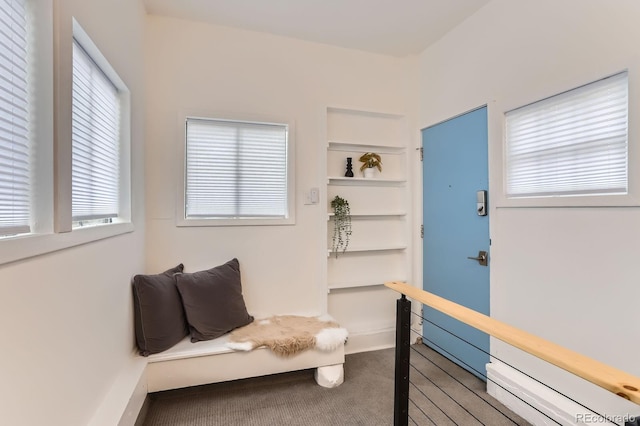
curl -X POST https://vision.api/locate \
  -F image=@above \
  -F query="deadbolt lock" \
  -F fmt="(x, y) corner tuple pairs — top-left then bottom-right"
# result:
(477, 190), (487, 216)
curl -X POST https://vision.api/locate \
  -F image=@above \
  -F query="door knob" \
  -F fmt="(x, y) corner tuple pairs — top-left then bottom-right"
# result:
(467, 250), (488, 266)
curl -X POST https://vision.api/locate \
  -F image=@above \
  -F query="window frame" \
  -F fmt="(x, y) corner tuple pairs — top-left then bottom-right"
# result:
(69, 19), (131, 230)
(496, 70), (640, 208)
(177, 113), (296, 227)
(0, 14), (134, 266)
(71, 38), (122, 226)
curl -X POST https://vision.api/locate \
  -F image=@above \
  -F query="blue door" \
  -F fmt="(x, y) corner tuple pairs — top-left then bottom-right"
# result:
(422, 106), (490, 380)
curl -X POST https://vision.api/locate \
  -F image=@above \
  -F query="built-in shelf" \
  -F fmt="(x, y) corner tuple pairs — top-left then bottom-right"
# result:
(324, 106), (410, 348)
(326, 106), (404, 119)
(328, 278), (407, 291)
(327, 244), (407, 256)
(327, 211), (406, 218)
(328, 176), (406, 185)
(328, 283), (384, 292)
(328, 141), (406, 155)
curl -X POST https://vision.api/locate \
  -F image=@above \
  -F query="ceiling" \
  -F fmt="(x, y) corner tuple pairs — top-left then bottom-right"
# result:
(143, 0), (491, 57)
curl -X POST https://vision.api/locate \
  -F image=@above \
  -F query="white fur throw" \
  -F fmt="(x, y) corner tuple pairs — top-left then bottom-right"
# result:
(226, 315), (348, 357)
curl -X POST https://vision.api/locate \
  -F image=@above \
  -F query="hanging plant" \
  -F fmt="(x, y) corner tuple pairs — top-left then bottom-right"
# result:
(331, 195), (352, 258)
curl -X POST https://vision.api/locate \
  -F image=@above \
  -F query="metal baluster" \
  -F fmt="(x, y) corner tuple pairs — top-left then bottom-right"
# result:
(394, 295), (411, 426)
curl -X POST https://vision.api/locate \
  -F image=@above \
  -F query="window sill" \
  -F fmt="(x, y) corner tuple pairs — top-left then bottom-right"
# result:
(494, 192), (640, 209)
(0, 222), (134, 266)
(176, 217), (295, 227)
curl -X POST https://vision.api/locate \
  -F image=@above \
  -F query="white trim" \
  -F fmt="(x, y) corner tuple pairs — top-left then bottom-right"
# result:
(177, 216), (296, 227)
(326, 105), (405, 119)
(495, 194), (640, 208)
(487, 362), (576, 425)
(487, 363), (639, 426)
(28, 0), (54, 236)
(87, 353), (147, 426)
(71, 19), (127, 92)
(0, 222), (134, 265)
(53, 3), (72, 232)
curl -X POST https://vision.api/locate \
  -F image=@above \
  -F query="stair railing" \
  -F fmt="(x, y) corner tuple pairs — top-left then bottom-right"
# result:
(386, 281), (640, 426)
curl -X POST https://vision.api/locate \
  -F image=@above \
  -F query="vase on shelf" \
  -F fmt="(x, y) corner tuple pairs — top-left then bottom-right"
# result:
(344, 157), (354, 177)
(359, 152), (381, 179)
(363, 167), (375, 178)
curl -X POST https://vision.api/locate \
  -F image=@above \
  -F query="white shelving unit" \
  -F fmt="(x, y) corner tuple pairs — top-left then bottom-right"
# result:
(323, 106), (411, 352)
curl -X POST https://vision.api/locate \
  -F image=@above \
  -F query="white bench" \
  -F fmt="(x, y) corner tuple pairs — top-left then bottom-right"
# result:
(146, 334), (345, 392)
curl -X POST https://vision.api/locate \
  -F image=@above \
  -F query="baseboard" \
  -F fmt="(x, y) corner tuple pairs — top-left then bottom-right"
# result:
(118, 366), (148, 426)
(344, 327), (395, 355)
(88, 354), (147, 426)
(134, 396), (150, 426)
(487, 362), (584, 426)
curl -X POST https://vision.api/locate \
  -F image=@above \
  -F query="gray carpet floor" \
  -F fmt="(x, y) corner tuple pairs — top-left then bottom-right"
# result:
(140, 345), (529, 425)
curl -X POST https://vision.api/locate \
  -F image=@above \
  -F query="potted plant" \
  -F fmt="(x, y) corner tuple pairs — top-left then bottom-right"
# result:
(359, 152), (382, 178)
(331, 195), (352, 258)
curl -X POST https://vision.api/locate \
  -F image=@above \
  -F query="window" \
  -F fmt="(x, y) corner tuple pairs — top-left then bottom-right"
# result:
(0, 0), (30, 237)
(505, 72), (628, 198)
(0, 12), (135, 265)
(71, 30), (127, 227)
(183, 117), (293, 225)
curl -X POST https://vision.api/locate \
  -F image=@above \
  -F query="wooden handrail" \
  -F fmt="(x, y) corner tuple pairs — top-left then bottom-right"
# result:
(385, 281), (640, 405)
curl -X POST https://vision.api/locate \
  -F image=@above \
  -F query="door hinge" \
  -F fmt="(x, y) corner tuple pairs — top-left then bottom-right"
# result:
(418, 147), (423, 161)
(420, 224), (424, 238)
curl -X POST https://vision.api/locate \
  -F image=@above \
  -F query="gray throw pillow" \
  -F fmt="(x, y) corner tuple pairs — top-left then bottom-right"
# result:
(132, 264), (188, 356)
(176, 258), (254, 342)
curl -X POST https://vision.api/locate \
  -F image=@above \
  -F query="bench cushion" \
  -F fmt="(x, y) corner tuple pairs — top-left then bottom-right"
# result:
(132, 264), (188, 356)
(176, 258), (254, 342)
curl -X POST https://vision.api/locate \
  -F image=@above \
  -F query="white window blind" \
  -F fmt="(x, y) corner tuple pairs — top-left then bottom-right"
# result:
(71, 39), (120, 221)
(505, 72), (628, 198)
(185, 118), (289, 219)
(0, 0), (30, 236)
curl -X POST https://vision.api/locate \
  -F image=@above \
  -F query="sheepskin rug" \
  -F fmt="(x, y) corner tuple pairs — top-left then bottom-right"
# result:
(226, 315), (348, 357)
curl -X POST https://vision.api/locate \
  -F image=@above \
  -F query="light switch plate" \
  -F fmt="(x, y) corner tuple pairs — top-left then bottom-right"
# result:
(310, 187), (319, 204)
(304, 188), (320, 205)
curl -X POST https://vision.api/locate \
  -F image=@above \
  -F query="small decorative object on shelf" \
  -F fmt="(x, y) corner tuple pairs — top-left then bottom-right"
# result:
(359, 152), (382, 178)
(331, 195), (352, 258)
(344, 157), (354, 177)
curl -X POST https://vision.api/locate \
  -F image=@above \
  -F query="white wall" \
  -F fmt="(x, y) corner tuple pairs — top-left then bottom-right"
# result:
(144, 17), (416, 322)
(417, 0), (640, 421)
(0, 1), (147, 425)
